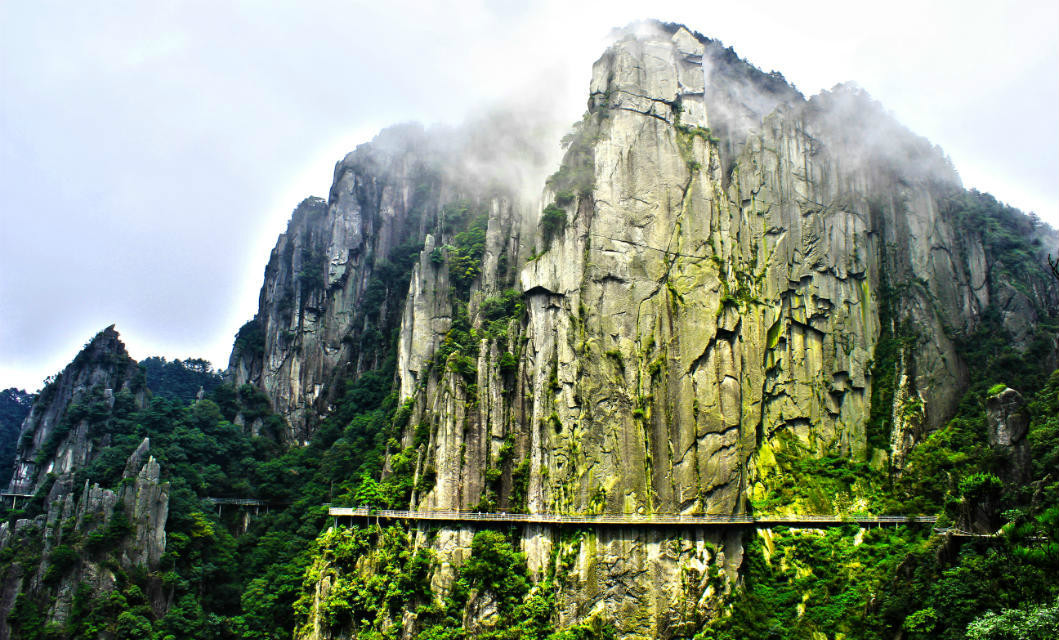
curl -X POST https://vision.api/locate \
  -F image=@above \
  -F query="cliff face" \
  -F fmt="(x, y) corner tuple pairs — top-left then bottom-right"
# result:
(0, 439), (169, 639)
(241, 23), (1057, 639)
(0, 436), (167, 635)
(1, 329), (168, 638)
(7, 326), (147, 495)
(229, 120), (553, 443)
(400, 24), (1055, 519)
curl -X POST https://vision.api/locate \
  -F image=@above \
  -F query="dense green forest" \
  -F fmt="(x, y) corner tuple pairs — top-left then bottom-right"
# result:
(0, 388), (34, 488)
(1, 362), (399, 639)
(139, 357), (223, 405)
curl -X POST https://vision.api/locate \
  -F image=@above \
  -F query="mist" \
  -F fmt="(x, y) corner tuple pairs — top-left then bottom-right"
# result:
(1, 0), (1055, 392)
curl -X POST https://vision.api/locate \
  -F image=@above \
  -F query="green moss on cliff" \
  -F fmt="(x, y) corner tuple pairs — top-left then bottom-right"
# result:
(548, 112), (601, 198)
(865, 280), (916, 452)
(708, 372), (1059, 640)
(697, 525), (933, 640)
(750, 431), (894, 515)
(296, 525), (615, 640)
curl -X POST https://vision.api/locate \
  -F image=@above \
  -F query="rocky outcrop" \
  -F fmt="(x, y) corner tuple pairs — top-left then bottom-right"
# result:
(7, 325), (146, 494)
(986, 387), (1032, 483)
(0, 438), (168, 638)
(120, 442), (169, 568)
(229, 119), (556, 442)
(1, 329), (167, 638)
(397, 233), (452, 401)
(268, 22), (1057, 640)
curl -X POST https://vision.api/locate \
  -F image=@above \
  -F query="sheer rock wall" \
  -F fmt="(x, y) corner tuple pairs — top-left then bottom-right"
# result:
(257, 24), (1057, 639)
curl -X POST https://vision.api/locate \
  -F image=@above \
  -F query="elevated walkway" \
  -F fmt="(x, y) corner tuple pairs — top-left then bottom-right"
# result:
(0, 492), (35, 509)
(328, 507), (937, 528)
(206, 497), (289, 515)
(206, 497), (271, 506)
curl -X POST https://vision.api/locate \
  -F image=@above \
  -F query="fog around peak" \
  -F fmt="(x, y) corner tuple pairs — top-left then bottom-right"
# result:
(1, 0), (1055, 392)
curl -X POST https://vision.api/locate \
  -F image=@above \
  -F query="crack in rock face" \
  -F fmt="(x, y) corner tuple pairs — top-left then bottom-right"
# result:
(229, 21), (1057, 640)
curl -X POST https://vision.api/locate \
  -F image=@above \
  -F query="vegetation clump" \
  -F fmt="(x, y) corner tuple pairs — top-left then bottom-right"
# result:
(296, 525), (615, 640)
(540, 203), (567, 249)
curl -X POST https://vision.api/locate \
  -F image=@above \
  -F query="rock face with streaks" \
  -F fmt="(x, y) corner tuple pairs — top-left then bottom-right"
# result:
(250, 23), (1057, 639)
(7, 326), (146, 494)
(986, 387), (1031, 483)
(1, 439), (168, 638)
(228, 119), (555, 443)
(0, 330), (169, 639)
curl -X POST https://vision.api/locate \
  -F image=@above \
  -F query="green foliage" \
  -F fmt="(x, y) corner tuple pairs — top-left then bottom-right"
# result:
(897, 408), (995, 516)
(429, 289), (520, 392)
(509, 460), (530, 512)
(480, 289), (523, 324)
(430, 246), (445, 266)
(903, 607), (938, 635)
(951, 305), (1056, 408)
(865, 281), (918, 451)
(498, 351), (518, 376)
(707, 369), (1059, 640)
(461, 530), (530, 607)
(442, 201), (488, 295)
(298, 525), (617, 640)
(296, 247), (328, 291)
(83, 509), (132, 553)
(949, 190), (1051, 283)
(673, 114), (715, 171)
(478, 288), (526, 355)
(42, 544), (79, 584)
(6, 166), (1056, 640)
(4, 348), (406, 639)
(696, 526), (933, 640)
(988, 383), (1009, 396)
(293, 525), (433, 636)
(360, 242), (425, 322)
(441, 200), (472, 234)
(752, 431), (894, 514)
(7, 594), (47, 640)
(966, 597), (1059, 639)
(416, 529), (595, 639)
(0, 387), (33, 487)
(548, 112), (600, 197)
(1029, 371), (1059, 494)
(140, 356), (222, 404)
(540, 203), (568, 248)
(554, 190), (575, 206)
(233, 320), (266, 357)
(115, 610), (153, 639)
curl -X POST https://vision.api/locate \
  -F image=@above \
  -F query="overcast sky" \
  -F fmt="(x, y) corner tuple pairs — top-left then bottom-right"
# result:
(2, 0), (1057, 392)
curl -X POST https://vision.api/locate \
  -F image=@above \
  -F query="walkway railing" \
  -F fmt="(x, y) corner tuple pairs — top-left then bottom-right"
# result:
(328, 507), (936, 527)
(205, 497), (272, 506)
(0, 492), (35, 509)
(205, 497), (291, 516)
